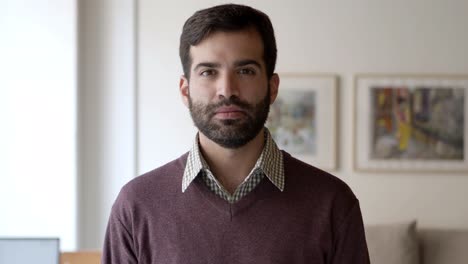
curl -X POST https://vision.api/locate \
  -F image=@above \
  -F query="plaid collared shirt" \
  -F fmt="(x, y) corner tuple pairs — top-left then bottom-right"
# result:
(182, 129), (284, 203)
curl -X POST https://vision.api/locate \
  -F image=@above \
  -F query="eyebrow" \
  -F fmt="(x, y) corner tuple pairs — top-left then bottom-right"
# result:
(193, 62), (221, 72)
(192, 59), (262, 72)
(234, 59), (262, 69)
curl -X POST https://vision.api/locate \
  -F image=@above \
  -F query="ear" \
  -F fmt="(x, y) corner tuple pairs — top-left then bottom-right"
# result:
(269, 73), (280, 104)
(179, 75), (190, 107)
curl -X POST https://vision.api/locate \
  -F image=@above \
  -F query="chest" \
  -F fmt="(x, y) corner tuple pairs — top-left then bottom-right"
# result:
(133, 201), (334, 264)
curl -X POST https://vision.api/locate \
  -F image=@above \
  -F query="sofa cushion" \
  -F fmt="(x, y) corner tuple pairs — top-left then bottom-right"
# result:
(419, 228), (468, 264)
(365, 221), (419, 264)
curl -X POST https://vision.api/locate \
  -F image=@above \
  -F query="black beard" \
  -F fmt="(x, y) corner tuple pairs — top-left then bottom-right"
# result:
(188, 88), (270, 149)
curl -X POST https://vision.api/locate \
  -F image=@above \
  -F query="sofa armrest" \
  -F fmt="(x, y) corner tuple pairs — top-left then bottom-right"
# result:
(419, 228), (468, 264)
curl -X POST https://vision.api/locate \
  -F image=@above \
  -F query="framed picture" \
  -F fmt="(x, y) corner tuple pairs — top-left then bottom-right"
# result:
(354, 74), (468, 172)
(266, 73), (338, 170)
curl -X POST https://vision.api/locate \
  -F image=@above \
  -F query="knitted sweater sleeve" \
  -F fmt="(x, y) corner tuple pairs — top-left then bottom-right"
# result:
(102, 188), (138, 264)
(330, 200), (370, 264)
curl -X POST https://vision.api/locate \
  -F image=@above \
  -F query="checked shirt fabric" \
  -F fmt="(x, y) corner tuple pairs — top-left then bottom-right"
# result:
(182, 128), (284, 203)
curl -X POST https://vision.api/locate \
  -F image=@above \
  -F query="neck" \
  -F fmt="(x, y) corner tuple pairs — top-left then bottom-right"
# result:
(198, 128), (265, 194)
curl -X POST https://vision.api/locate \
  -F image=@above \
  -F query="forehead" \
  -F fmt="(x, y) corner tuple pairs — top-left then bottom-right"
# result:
(189, 29), (264, 67)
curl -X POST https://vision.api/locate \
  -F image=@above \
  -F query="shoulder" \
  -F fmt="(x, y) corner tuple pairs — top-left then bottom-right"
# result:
(282, 151), (357, 210)
(113, 153), (189, 212)
(283, 151), (354, 197)
(282, 151), (362, 229)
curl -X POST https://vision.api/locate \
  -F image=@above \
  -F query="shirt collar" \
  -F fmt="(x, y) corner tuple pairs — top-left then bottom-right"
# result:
(182, 128), (284, 192)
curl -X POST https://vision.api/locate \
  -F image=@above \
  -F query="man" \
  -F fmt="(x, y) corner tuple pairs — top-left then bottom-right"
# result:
(103, 4), (370, 264)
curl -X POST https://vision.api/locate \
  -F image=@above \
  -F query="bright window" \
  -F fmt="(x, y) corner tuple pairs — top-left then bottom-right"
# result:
(0, 0), (77, 250)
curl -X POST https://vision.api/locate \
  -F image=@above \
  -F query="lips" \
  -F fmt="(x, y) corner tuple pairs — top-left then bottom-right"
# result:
(214, 106), (246, 119)
(216, 106), (244, 113)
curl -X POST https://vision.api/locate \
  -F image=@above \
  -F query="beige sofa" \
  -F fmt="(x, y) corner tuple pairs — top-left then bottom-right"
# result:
(365, 221), (468, 264)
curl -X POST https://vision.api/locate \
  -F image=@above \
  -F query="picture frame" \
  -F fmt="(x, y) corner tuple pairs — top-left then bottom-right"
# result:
(354, 74), (468, 172)
(267, 73), (338, 170)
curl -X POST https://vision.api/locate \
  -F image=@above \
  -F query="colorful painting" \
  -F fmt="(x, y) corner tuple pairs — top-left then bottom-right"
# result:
(371, 87), (464, 160)
(267, 90), (316, 155)
(354, 74), (468, 172)
(267, 74), (337, 170)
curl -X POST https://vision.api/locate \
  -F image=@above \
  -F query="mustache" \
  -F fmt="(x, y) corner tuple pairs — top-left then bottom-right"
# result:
(205, 97), (253, 114)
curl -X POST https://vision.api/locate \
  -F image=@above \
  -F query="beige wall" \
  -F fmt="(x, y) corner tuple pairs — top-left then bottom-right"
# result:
(78, 0), (137, 249)
(138, 0), (468, 228)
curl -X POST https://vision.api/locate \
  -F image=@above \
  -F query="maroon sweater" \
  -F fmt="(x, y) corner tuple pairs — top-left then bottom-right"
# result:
(102, 151), (369, 264)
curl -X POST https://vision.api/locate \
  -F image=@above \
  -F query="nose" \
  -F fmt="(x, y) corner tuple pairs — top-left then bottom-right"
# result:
(216, 72), (239, 99)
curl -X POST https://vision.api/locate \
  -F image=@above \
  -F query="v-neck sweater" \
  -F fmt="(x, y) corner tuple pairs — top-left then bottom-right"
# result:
(102, 151), (370, 264)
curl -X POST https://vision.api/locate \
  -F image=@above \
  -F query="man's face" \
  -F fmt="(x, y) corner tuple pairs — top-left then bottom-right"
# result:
(179, 29), (279, 148)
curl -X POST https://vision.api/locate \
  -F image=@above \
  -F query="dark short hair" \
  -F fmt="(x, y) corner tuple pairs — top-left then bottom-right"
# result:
(179, 4), (277, 80)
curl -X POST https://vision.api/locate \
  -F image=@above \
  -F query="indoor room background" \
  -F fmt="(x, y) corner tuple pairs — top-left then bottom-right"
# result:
(1, 0), (467, 251)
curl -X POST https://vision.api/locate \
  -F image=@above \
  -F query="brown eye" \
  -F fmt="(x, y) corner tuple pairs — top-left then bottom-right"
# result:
(201, 69), (216, 76)
(238, 68), (255, 75)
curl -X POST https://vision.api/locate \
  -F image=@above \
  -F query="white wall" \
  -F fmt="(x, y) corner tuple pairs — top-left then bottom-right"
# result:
(77, 0), (137, 249)
(138, 0), (468, 229)
(0, 0), (77, 250)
